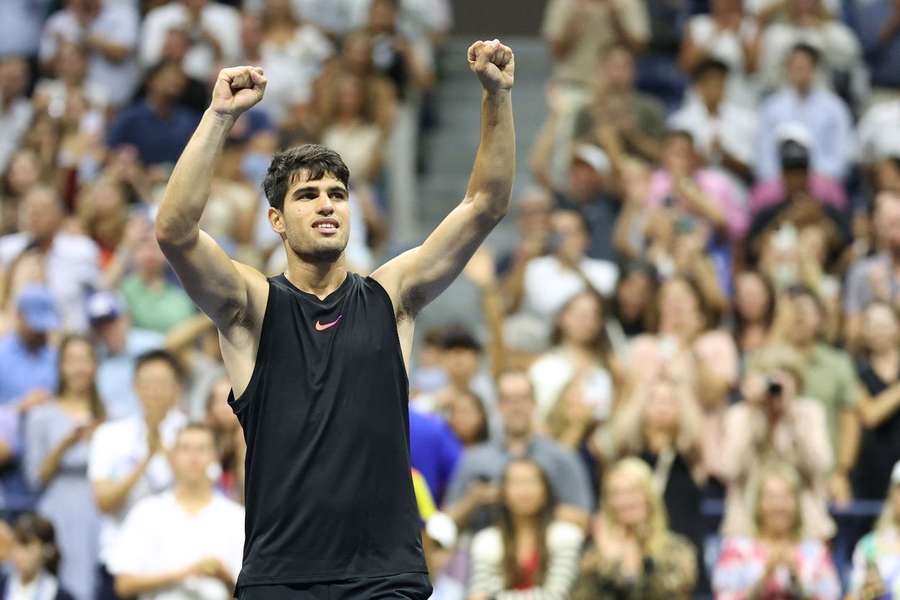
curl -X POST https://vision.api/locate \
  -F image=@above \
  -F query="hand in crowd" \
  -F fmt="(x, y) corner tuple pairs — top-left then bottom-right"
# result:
(17, 389), (51, 415)
(185, 557), (232, 584)
(593, 518), (645, 578)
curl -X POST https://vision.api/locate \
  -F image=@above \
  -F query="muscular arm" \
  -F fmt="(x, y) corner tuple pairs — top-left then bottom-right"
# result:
(374, 41), (515, 317)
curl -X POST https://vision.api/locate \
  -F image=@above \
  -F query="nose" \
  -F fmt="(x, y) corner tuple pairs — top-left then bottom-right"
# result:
(317, 193), (335, 215)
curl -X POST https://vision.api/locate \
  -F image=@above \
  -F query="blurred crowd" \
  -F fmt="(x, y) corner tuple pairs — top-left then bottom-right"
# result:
(2, 0), (900, 599)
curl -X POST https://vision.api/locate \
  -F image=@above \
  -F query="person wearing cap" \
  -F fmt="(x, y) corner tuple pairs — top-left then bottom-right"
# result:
(0, 285), (59, 407)
(749, 125), (849, 217)
(555, 144), (621, 264)
(88, 291), (167, 421)
(0, 186), (102, 333)
(668, 57), (757, 183)
(848, 460), (900, 599)
(756, 43), (854, 183)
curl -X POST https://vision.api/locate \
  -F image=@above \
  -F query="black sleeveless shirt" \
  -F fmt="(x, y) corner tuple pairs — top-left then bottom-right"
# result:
(228, 272), (427, 588)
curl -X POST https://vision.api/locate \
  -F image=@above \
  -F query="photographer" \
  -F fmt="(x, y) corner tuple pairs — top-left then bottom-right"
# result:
(719, 346), (835, 540)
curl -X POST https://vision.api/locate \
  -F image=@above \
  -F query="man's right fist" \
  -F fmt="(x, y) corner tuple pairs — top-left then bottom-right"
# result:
(210, 66), (266, 119)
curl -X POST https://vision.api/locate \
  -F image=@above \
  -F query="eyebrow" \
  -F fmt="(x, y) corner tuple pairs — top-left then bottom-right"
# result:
(292, 186), (348, 196)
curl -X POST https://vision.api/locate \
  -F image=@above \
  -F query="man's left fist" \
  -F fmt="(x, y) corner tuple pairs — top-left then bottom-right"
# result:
(468, 39), (515, 93)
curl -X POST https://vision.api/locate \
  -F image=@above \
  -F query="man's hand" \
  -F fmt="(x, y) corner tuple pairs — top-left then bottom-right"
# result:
(210, 66), (267, 120)
(468, 39), (514, 93)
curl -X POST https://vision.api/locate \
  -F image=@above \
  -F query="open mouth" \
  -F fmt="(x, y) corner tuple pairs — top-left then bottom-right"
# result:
(312, 219), (340, 235)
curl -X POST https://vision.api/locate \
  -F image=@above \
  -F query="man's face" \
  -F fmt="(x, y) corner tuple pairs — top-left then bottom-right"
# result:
(171, 428), (217, 486)
(148, 64), (186, 102)
(697, 72), (726, 107)
(135, 360), (180, 424)
(786, 51), (816, 90)
(569, 160), (604, 199)
(876, 193), (900, 252)
(497, 373), (535, 437)
(269, 172), (351, 264)
(601, 48), (635, 92)
(22, 188), (63, 242)
(789, 294), (821, 344)
(662, 135), (695, 175)
(134, 235), (167, 277)
(551, 210), (588, 263)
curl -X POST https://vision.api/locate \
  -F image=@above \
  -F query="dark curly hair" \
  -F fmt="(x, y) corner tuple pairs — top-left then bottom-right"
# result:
(13, 513), (61, 576)
(263, 144), (350, 211)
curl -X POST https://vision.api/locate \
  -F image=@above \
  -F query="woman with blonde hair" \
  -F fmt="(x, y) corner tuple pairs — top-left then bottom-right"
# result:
(848, 460), (900, 599)
(713, 462), (840, 599)
(572, 458), (697, 599)
(604, 377), (706, 576)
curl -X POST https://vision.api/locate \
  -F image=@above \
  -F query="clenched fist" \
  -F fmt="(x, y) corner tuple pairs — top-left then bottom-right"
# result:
(210, 66), (267, 119)
(468, 39), (515, 93)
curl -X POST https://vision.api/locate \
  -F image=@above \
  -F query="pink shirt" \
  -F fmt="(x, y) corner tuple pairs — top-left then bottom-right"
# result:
(646, 169), (749, 240)
(749, 175), (848, 216)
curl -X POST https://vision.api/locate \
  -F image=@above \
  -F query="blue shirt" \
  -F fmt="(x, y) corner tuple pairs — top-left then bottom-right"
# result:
(106, 101), (200, 166)
(409, 408), (461, 505)
(0, 334), (57, 405)
(756, 87), (854, 182)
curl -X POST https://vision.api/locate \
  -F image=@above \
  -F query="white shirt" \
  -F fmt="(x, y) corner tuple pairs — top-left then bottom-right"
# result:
(685, 15), (760, 105)
(522, 255), (618, 320)
(857, 99), (900, 164)
(88, 410), (188, 566)
(109, 491), (244, 600)
(529, 350), (613, 423)
(0, 232), (101, 333)
(669, 95), (758, 167)
(140, 2), (241, 80)
(39, 5), (140, 106)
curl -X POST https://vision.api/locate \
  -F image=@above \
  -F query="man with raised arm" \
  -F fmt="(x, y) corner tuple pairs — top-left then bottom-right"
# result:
(154, 40), (515, 599)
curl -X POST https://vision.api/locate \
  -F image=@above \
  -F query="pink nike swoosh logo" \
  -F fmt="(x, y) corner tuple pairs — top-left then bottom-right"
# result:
(315, 315), (342, 331)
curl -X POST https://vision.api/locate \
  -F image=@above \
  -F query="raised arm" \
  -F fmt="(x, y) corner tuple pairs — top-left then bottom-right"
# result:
(155, 66), (269, 332)
(373, 40), (515, 317)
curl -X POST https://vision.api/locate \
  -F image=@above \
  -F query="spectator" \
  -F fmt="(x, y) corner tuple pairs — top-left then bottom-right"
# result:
(24, 335), (105, 600)
(0, 0), (51, 58)
(204, 378), (244, 503)
(755, 44), (854, 182)
(605, 260), (658, 349)
(0, 242), (45, 337)
(668, 58), (758, 183)
(757, 0), (863, 96)
(679, 0), (762, 105)
(776, 285), (860, 504)
(444, 370), (593, 531)
(107, 60), (202, 168)
(249, 0), (332, 127)
(445, 390), (490, 448)
(858, 97), (900, 174)
(845, 192), (900, 347)
(497, 187), (553, 297)
(713, 463), (841, 599)
(552, 144), (622, 263)
(643, 129), (749, 242)
(320, 74), (387, 187)
(749, 129), (849, 217)
(848, 460), (900, 599)
(0, 185), (101, 333)
(720, 346), (834, 539)
(0, 514), (75, 600)
(38, 0), (140, 107)
(88, 350), (188, 600)
(34, 41), (109, 121)
(607, 377), (705, 556)
(732, 270), (776, 356)
(140, 0), (242, 81)
(529, 290), (613, 424)
(0, 149), (44, 235)
(0, 57), (33, 177)
(110, 424), (243, 600)
(0, 286), (58, 407)
(517, 209), (618, 320)
(120, 233), (195, 335)
(852, 302), (900, 501)
(572, 458), (697, 599)
(634, 0), (691, 108)
(851, 0), (900, 91)
(364, 0), (435, 95)
(572, 45), (665, 164)
(87, 291), (165, 420)
(467, 458), (584, 600)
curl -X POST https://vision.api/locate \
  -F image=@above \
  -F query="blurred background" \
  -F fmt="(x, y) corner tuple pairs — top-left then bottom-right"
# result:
(1, 0), (900, 598)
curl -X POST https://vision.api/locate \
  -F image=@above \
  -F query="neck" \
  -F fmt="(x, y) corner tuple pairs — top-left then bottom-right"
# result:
(644, 426), (674, 453)
(148, 95), (173, 117)
(794, 83), (812, 97)
(511, 514), (539, 537)
(175, 481), (213, 506)
(58, 392), (91, 407)
(138, 270), (163, 286)
(18, 570), (39, 586)
(874, 346), (899, 360)
(763, 530), (794, 544)
(284, 255), (347, 300)
(792, 337), (816, 353)
(703, 98), (721, 115)
(504, 431), (532, 455)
